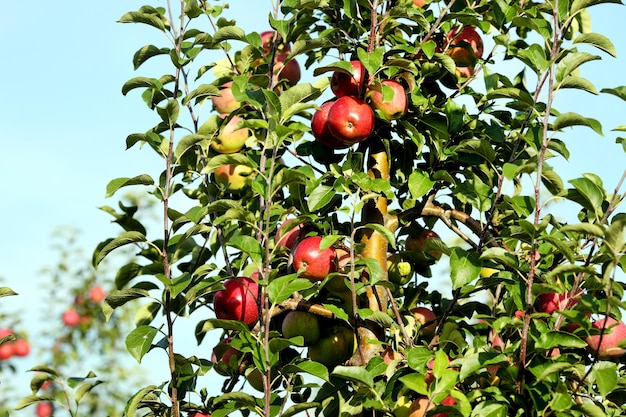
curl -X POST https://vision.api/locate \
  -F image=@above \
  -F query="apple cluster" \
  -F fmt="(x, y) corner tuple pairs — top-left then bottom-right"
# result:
(208, 30), (302, 193)
(312, 60), (408, 149)
(62, 285), (107, 328)
(0, 327), (30, 360)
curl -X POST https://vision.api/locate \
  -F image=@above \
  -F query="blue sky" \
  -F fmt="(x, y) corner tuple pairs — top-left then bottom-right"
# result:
(0, 0), (625, 409)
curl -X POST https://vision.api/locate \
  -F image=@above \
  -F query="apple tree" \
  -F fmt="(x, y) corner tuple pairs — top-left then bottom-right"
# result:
(69, 0), (626, 416)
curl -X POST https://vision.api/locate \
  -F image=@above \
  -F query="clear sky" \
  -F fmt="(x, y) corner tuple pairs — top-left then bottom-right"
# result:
(0, 0), (625, 411)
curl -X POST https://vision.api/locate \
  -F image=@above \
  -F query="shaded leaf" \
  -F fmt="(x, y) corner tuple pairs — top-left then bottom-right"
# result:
(553, 112), (603, 135)
(105, 175), (155, 198)
(573, 32), (616, 57)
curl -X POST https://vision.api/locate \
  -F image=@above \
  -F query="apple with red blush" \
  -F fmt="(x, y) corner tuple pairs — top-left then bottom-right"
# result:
(367, 79), (408, 121)
(292, 236), (337, 282)
(586, 316), (626, 359)
(213, 277), (260, 327)
(211, 81), (241, 114)
(445, 26), (484, 78)
(330, 60), (366, 97)
(211, 115), (250, 154)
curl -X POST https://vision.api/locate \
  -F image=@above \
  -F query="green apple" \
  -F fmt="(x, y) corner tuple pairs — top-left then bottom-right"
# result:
(387, 253), (414, 285)
(281, 311), (321, 346)
(307, 325), (356, 368)
(211, 116), (249, 154)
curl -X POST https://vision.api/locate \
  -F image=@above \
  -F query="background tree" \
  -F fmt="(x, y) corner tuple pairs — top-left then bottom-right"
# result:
(31, 0), (626, 416)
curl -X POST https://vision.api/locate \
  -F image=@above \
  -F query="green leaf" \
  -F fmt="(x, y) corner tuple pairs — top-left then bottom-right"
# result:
(601, 86), (626, 102)
(558, 76), (598, 95)
(103, 288), (151, 321)
(156, 99), (180, 126)
(308, 185), (335, 212)
(357, 47), (384, 76)
(123, 386), (160, 417)
(183, 84), (220, 105)
(553, 112), (603, 135)
(555, 52), (600, 83)
(479, 248), (520, 269)
(15, 395), (55, 410)
(279, 82), (325, 123)
(126, 325), (158, 363)
(560, 223), (605, 237)
(332, 365), (374, 388)
(267, 275), (314, 304)
(450, 248), (481, 290)
(105, 175), (155, 198)
(486, 88), (535, 108)
(93, 232), (149, 266)
(118, 11), (167, 31)
(227, 235), (263, 264)
(593, 361), (618, 397)
(536, 331), (587, 349)
(282, 360), (330, 382)
(75, 380), (104, 404)
(281, 403), (318, 417)
(133, 45), (169, 70)
(212, 26), (247, 43)
(408, 170), (434, 199)
(0, 287), (17, 298)
(573, 33), (616, 57)
(568, 177), (605, 215)
(605, 219), (626, 255)
(542, 169), (564, 196)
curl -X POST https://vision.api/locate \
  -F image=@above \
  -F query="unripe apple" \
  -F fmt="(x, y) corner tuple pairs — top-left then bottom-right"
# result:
(411, 306), (437, 336)
(327, 96), (375, 146)
(292, 236), (337, 282)
(211, 115), (249, 154)
(586, 316), (626, 359)
(330, 60), (366, 97)
(307, 325), (356, 368)
(89, 285), (106, 303)
(281, 311), (321, 346)
(62, 309), (81, 327)
(36, 402), (53, 417)
(387, 253), (414, 285)
(368, 79), (408, 121)
(213, 277), (260, 327)
(12, 339), (30, 357)
(211, 81), (241, 114)
(214, 164), (254, 192)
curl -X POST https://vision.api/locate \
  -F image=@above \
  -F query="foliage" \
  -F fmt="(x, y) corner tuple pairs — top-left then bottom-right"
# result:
(45, 0), (626, 416)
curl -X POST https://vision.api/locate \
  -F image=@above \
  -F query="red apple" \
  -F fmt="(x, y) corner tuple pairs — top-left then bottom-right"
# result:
(214, 164), (254, 192)
(89, 285), (106, 303)
(586, 316), (626, 359)
(281, 311), (321, 346)
(330, 60), (366, 97)
(211, 337), (242, 376)
(213, 277), (260, 327)
(307, 325), (355, 368)
(434, 396), (457, 417)
(411, 306), (437, 336)
(12, 339), (30, 357)
(445, 26), (483, 77)
(535, 292), (570, 314)
(273, 53), (301, 86)
(311, 100), (351, 149)
(0, 327), (12, 339)
(368, 79), (408, 121)
(292, 236), (337, 282)
(211, 115), (249, 154)
(36, 402), (53, 417)
(0, 342), (13, 360)
(276, 219), (304, 250)
(188, 413), (211, 417)
(413, 0), (427, 7)
(211, 81), (241, 114)
(62, 309), (81, 327)
(326, 96), (375, 146)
